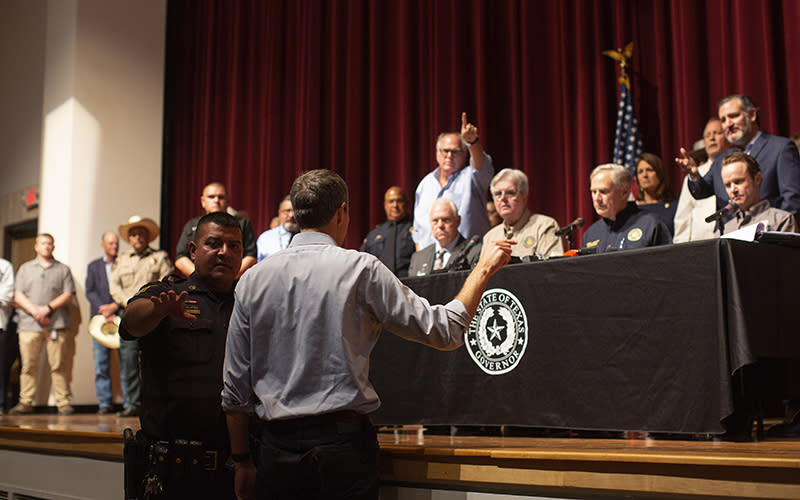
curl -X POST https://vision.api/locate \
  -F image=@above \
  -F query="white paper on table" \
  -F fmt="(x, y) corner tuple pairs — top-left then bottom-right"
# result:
(721, 220), (767, 241)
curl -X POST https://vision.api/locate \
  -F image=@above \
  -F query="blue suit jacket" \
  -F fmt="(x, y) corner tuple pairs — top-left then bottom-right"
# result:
(86, 257), (114, 316)
(689, 132), (800, 218)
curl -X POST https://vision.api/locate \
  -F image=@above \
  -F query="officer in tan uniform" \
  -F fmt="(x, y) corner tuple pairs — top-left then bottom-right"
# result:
(110, 215), (172, 417)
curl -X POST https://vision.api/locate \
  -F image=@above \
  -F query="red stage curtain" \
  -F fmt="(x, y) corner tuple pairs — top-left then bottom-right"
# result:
(162, 0), (800, 251)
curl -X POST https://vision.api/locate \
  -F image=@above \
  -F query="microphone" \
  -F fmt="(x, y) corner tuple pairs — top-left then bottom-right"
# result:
(704, 201), (739, 223)
(447, 235), (481, 271)
(555, 217), (585, 237)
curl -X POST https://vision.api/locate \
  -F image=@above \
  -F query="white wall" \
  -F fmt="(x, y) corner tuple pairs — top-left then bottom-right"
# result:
(0, 0), (167, 406)
(0, 0), (47, 194)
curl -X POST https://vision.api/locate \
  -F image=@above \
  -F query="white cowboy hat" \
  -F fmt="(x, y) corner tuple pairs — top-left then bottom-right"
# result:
(88, 314), (121, 349)
(119, 215), (160, 243)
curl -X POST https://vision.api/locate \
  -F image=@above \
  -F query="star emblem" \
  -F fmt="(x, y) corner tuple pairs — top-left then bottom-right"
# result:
(487, 319), (504, 342)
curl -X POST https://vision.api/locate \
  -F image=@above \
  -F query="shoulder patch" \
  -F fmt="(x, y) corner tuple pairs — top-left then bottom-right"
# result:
(585, 239), (599, 248)
(627, 227), (643, 242)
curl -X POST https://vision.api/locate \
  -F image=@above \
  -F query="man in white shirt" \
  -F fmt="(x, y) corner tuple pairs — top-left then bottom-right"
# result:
(256, 196), (299, 261)
(673, 118), (731, 242)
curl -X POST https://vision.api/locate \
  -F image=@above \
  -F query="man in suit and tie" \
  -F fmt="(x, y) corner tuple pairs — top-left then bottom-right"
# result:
(85, 232), (121, 414)
(408, 198), (481, 276)
(677, 94), (800, 219)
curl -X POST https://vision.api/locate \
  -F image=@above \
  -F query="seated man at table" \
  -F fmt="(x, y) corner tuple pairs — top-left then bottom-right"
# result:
(408, 198), (482, 276)
(720, 152), (797, 234)
(482, 168), (563, 259)
(582, 164), (671, 252)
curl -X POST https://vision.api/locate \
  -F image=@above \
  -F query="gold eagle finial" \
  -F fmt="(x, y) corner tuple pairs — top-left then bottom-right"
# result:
(602, 41), (634, 87)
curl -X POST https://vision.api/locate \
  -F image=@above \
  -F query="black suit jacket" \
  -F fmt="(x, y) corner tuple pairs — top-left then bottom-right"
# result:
(86, 257), (114, 316)
(408, 235), (482, 277)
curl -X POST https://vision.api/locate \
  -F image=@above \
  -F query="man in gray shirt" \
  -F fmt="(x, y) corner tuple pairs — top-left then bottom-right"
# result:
(721, 152), (797, 234)
(222, 169), (513, 500)
(11, 234), (76, 415)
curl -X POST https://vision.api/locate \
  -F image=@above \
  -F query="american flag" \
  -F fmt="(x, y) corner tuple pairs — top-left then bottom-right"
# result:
(612, 80), (643, 175)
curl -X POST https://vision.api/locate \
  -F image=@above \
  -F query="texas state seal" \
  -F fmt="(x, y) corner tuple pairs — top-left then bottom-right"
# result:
(466, 288), (528, 375)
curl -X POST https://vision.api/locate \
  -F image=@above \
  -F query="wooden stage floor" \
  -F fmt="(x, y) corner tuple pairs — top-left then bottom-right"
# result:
(1, 414), (800, 499)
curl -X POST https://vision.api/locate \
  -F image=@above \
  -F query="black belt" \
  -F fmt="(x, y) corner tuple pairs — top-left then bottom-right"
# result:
(262, 410), (372, 437)
(149, 438), (222, 471)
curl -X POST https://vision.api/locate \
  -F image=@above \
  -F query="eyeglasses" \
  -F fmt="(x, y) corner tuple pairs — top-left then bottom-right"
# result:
(492, 189), (518, 199)
(438, 148), (465, 156)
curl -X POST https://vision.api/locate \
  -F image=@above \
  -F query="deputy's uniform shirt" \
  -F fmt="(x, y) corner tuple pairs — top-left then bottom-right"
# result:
(582, 202), (672, 253)
(110, 247), (173, 307)
(482, 209), (563, 258)
(360, 216), (415, 277)
(120, 273), (234, 446)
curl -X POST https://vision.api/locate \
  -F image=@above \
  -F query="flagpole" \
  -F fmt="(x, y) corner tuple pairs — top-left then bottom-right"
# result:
(603, 42), (643, 179)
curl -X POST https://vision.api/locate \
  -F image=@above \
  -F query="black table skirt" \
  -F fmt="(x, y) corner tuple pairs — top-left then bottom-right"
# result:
(369, 239), (800, 434)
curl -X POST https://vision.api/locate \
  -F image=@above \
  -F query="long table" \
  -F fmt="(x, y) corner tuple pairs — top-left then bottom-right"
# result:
(369, 239), (800, 434)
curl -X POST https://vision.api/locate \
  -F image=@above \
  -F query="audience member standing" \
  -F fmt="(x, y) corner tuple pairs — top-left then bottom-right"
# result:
(413, 112), (494, 248)
(673, 118), (731, 242)
(360, 186), (415, 277)
(0, 258), (14, 414)
(110, 216), (173, 417)
(175, 182), (257, 277)
(85, 232), (121, 414)
(10, 234), (76, 415)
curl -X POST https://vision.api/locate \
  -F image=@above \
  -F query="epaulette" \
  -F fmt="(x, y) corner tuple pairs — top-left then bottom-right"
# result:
(165, 273), (187, 284)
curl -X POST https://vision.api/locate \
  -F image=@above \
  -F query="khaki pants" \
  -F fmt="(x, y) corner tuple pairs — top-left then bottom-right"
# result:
(18, 329), (73, 408)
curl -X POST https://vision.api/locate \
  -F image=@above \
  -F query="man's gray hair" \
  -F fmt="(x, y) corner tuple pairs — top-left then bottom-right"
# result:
(718, 94), (759, 124)
(435, 132), (468, 152)
(490, 168), (529, 196)
(590, 163), (632, 190)
(429, 198), (459, 218)
(290, 169), (349, 229)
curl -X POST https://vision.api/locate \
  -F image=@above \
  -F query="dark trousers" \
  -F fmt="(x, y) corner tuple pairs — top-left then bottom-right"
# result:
(256, 411), (379, 500)
(0, 323), (19, 410)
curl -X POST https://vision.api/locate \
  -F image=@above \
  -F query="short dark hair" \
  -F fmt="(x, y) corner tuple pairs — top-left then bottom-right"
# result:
(290, 169), (348, 229)
(718, 94), (759, 125)
(722, 152), (761, 179)
(278, 195), (291, 211)
(194, 212), (240, 242)
(203, 181), (227, 194)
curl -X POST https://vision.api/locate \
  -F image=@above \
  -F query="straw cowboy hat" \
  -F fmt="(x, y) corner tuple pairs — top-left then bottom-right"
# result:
(118, 215), (160, 243)
(88, 314), (121, 349)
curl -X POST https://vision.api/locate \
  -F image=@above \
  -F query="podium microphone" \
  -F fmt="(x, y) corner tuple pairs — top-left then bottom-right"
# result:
(448, 235), (481, 271)
(704, 201), (739, 223)
(555, 217), (585, 237)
